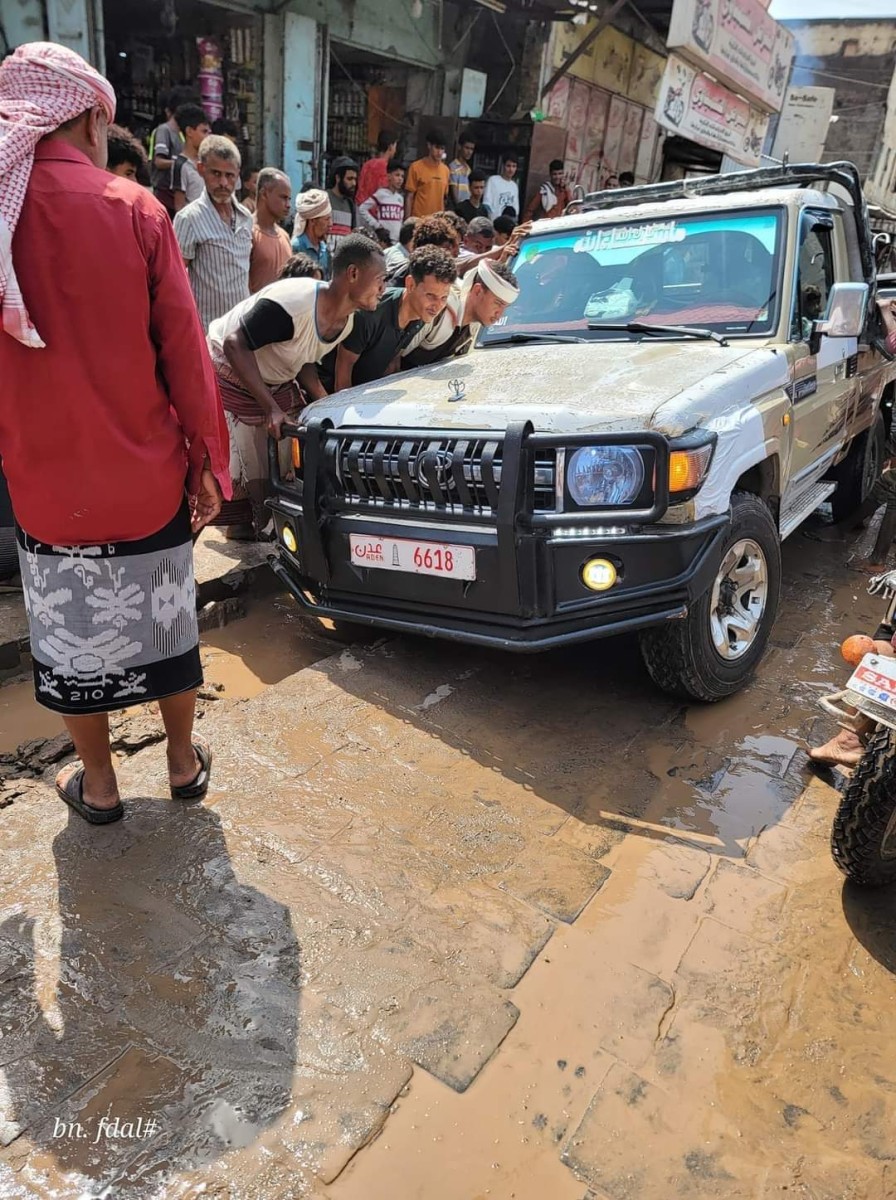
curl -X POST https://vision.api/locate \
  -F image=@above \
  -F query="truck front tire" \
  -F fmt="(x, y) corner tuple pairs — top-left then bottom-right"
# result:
(638, 492), (781, 702)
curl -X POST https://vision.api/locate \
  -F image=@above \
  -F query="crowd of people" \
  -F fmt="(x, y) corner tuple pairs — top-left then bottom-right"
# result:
(0, 44), (537, 824)
(121, 96), (535, 542)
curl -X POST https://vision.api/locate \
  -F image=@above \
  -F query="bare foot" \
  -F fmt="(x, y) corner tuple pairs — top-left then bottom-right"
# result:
(56, 762), (121, 810)
(809, 730), (865, 768)
(167, 746), (201, 789)
(847, 557), (889, 575)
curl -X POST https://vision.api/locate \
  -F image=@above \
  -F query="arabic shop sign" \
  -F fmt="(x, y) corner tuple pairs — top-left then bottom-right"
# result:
(770, 87), (835, 163)
(667, 0), (793, 113)
(655, 54), (771, 167)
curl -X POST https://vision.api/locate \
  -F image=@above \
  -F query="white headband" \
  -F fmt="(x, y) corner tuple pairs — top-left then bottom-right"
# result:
(477, 258), (520, 305)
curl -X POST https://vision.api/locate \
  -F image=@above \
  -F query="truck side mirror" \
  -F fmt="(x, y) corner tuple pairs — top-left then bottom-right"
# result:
(814, 282), (869, 341)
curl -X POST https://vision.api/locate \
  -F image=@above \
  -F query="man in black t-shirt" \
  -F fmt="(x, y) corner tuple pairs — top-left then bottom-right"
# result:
(456, 170), (491, 222)
(323, 245), (456, 392)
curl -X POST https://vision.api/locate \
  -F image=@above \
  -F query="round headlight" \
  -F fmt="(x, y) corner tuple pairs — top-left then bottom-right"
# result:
(281, 525), (298, 554)
(567, 446), (645, 507)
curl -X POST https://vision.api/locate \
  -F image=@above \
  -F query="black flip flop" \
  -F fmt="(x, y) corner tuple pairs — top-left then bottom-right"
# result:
(170, 739), (212, 801)
(55, 766), (124, 825)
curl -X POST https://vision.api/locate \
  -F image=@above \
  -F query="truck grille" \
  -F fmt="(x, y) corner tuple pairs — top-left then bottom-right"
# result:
(334, 436), (557, 515)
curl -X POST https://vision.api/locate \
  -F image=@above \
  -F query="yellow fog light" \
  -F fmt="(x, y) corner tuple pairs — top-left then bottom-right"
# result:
(281, 525), (298, 554)
(581, 557), (617, 592)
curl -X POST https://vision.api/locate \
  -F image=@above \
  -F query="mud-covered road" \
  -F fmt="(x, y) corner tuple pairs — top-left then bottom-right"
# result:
(2, 522), (896, 1200)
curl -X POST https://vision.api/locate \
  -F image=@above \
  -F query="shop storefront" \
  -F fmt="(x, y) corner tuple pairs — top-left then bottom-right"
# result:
(541, 19), (667, 195)
(325, 43), (408, 169)
(278, 0), (441, 189)
(102, 0), (264, 170)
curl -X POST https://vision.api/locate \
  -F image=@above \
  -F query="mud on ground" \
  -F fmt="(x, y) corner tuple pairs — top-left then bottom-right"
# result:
(1, 520), (896, 1199)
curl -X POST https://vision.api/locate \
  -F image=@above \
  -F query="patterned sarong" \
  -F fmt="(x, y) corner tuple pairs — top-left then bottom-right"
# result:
(16, 501), (201, 714)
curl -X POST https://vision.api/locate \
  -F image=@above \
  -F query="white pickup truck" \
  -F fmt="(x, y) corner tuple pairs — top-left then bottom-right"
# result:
(269, 163), (896, 701)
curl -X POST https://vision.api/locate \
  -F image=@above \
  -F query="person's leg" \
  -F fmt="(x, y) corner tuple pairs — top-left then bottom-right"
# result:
(223, 412), (255, 541)
(811, 492), (882, 542)
(809, 715), (875, 767)
(242, 424), (275, 539)
(59, 713), (119, 809)
(158, 688), (201, 787)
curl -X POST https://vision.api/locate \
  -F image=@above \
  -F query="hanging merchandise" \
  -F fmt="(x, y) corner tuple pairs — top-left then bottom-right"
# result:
(197, 36), (224, 122)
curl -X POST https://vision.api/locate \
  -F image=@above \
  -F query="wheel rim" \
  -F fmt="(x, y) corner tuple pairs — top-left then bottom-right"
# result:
(863, 430), (881, 500)
(709, 538), (769, 661)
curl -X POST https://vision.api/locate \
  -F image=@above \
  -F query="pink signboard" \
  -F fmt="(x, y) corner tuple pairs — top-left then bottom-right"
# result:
(667, 0), (793, 113)
(581, 87), (610, 177)
(566, 79), (591, 161)
(655, 53), (770, 167)
(545, 75), (570, 126)
(619, 101), (644, 176)
(602, 93), (627, 179)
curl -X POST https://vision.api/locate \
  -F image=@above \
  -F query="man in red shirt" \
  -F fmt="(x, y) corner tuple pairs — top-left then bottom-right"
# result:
(356, 130), (398, 206)
(0, 43), (230, 825)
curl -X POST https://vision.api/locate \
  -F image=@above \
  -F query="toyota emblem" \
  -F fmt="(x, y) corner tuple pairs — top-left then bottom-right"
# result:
(416, 448), (453, 489)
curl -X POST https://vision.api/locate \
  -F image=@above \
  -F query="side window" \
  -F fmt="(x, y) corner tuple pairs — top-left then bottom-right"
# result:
(791, 223), (834, 343)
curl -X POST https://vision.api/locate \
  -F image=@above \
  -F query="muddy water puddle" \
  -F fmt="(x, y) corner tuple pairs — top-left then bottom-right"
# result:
(4, 516), (896, 1199)
(0, 678), (64, 754)
(0, 586), (334, 754)
(200, 587), (334, 700)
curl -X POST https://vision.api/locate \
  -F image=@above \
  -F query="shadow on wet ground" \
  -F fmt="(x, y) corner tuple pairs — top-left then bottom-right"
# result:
(841, 880), (896, 975)
(3, 505), (895, 1199)
(0, 799), (300, 1196)
(318, 521), (883, 864)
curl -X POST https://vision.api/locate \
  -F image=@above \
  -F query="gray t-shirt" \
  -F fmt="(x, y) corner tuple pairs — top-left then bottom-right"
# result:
(150, 120), (184, 192)
(173, 154), (204, 204)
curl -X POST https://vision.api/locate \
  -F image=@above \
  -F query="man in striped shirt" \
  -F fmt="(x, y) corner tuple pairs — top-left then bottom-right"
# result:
(327, 157), (358, 254)
(174, 134), (252, 330)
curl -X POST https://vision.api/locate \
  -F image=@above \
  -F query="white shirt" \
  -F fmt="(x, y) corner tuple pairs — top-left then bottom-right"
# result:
(483, 174), (519, 219)
(208, 278), (355, 386)
(358, 187), (405, 243)
(385, 242), (410, 273)
(403, 274), (479, 358)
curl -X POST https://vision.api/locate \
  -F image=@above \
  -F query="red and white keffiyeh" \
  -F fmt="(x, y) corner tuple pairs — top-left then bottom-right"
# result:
(0, 42), (116, 348)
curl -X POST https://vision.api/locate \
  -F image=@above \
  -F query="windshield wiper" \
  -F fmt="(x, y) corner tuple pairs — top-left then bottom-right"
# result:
(589, 321), (730, 347)
(486, 331), (589, 346)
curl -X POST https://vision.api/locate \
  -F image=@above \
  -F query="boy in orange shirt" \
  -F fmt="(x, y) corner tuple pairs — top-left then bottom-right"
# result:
(404, 131), (450, 219)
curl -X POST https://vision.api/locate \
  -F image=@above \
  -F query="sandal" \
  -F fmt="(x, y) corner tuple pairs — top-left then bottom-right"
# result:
(55, 765), (124, 825)
(170, 738), (212, 801)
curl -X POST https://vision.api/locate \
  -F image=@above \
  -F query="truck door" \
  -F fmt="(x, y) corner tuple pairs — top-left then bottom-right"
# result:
(787, 211), (855, 492)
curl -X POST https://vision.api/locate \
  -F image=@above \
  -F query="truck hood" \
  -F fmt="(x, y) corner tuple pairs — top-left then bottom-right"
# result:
(304, 340), (790, 437)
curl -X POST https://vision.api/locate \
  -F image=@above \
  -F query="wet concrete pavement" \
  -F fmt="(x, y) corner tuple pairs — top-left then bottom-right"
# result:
(2, 524), (896, 1198)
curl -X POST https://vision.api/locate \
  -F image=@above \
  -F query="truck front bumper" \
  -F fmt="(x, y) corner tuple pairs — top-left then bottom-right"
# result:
(268, 508), (729, 652)
(267, 417), (728, 653)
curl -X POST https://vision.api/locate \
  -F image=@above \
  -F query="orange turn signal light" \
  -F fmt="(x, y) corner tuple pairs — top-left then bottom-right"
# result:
(291, 439), (302, 470)
(668, 445), (713, 494)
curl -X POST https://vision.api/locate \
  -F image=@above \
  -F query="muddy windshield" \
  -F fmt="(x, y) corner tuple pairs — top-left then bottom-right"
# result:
(481, 207), (784, 344)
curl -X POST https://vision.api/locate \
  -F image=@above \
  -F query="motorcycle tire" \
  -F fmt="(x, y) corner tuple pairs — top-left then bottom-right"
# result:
(831, 725), (896, 887)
